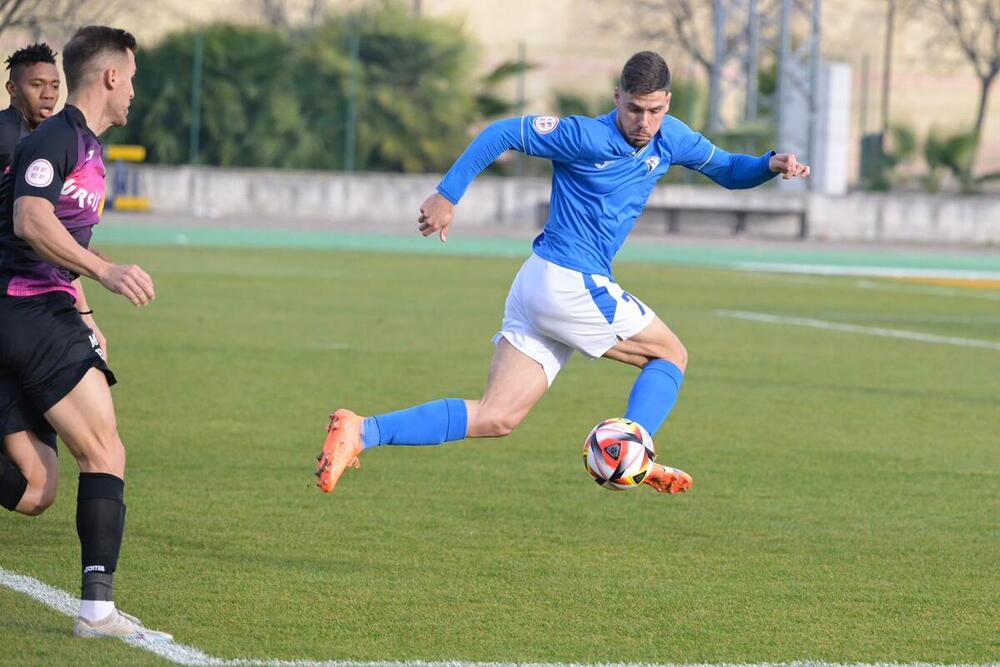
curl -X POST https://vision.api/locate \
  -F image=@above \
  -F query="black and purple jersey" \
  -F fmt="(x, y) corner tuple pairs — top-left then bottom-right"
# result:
(0, 105), (105, 300)
(0, 105), (30, 173)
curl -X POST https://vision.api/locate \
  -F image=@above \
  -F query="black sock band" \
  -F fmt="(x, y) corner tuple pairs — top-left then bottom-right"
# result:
(77, 472), (124, 502)
(76, 473), (125, 598)
(82, 572), (114, 602)
(0, 452), (28, 512)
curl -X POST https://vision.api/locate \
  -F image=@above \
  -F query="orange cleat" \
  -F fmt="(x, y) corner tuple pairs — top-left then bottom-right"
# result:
(642, 463), (693, 494)
(315, 409), (365, 493)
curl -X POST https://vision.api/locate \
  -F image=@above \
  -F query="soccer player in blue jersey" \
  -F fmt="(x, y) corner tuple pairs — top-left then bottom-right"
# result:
(316, 51), (809, 494)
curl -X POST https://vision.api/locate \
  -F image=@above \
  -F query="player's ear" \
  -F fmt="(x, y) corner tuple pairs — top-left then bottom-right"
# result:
(5, 80), (15, 98)
(664, 91), (672, 113)
(104, 66), (118, 91)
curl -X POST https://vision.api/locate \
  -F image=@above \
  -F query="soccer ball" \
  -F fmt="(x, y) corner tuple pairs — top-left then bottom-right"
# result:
(583, 418), (656, 490)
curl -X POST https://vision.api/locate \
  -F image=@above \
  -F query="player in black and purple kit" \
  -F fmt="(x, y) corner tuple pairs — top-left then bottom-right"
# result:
(0, 43), (60, 171)
(0, 26), (170, 641)
(0, 44), (63, 519)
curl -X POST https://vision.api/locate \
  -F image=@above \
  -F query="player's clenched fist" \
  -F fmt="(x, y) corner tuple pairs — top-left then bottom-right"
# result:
(418, 192), (455, 242)
(769, 153), (810, 179)
(98, 263), (155, 306)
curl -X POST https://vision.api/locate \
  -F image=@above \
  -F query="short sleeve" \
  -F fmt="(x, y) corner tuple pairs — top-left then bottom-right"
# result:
(12, 126), (76, 206)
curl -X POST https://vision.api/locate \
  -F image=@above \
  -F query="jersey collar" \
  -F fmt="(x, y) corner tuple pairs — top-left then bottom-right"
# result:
(600, 109), (638, 155)
(63, 104), (99, 140)
(601, 108), (658, 158)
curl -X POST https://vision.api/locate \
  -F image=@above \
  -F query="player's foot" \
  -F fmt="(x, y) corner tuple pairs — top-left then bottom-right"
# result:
(315, 408), (365, 493)
(643, 463), (693, 494)
(73, 608), (173, 642)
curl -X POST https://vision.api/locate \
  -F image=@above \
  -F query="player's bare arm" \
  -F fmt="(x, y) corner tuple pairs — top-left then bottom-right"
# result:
(13, 195), (155, 306)
(769, 152), (811, 179)
(418, 191), (455, 242)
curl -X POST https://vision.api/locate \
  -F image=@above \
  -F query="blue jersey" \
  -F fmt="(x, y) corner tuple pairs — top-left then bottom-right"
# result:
(437, 110), (777, 277)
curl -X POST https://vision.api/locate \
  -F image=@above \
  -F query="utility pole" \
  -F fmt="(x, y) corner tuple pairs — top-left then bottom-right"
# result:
(516, 40), (527, 176)
(189, 32), (204, 165)
(709, 0), (726, 134)
(344, 28), (360, 173)
(880, 0), (896, 145)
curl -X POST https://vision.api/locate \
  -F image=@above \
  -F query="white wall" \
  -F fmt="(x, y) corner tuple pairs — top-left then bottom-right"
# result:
(122, 165), (1000, 245)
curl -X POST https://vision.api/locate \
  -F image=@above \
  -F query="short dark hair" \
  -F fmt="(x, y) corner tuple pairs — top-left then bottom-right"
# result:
(5, 43), (57, 80)
(63, 25), (137, 91)
(620, 51), (671, 95)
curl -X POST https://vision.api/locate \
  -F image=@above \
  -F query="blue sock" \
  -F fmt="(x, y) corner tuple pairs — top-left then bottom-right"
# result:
(362, 398), (468, 448)
(624, 359), (684, 437)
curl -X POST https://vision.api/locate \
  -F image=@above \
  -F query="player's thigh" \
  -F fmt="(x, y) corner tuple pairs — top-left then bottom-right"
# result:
(43, 367), (124, 477)
(603, 315), (687, 370)
(3, 430), (58, 508)
(468, 338), (550, 437)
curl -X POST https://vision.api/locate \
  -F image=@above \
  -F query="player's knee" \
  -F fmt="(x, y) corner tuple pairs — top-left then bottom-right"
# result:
(72, 431), (126, 474)
(670, 339), (688, 372)
(649, 336), (687, 372)
(481, 413), (521, 438)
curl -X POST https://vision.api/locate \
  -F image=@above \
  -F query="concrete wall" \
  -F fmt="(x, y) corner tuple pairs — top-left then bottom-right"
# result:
(125, 164), (1000, 245)
(808, 192), (1000, 244)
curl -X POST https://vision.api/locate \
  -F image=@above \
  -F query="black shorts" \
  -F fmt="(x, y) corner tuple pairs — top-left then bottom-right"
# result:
(0, 291), (116, 450)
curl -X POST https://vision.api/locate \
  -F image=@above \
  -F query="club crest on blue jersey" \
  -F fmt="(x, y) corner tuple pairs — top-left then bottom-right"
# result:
(644, 156), (661, 172)
(532, 116), (560, 134)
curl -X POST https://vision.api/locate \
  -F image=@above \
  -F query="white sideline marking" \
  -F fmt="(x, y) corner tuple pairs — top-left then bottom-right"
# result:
(854, 280), (1000, 302)
(734, 262), (1000, 282)
(715, 310), (1000, 351)
(1, 566), (994, 667)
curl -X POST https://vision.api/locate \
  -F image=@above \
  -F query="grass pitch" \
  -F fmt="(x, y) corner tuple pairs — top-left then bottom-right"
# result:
(2, 244), (998, 665)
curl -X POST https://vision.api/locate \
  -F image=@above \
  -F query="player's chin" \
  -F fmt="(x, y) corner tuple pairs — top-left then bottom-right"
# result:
(629, 135), (651, 148)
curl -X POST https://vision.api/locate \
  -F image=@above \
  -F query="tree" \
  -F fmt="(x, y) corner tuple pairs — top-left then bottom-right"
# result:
(475, 59), (536, 119)
(603, 0), (776, 130)
(923, 0), (1000, 178)
(301, 3), (478, 172)
(111, 2), (480, 173)
(923, 126), (977, 192)
(253, 0), (331, 30)
(108, 25), (309, 168)
(0, 0), (127, 42)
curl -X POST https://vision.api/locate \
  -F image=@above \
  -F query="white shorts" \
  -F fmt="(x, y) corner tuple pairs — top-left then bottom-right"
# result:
(492, 254), (656, 385)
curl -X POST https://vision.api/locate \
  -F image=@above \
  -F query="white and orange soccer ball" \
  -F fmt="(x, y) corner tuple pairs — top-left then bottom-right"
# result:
(583, 418), (656, 490)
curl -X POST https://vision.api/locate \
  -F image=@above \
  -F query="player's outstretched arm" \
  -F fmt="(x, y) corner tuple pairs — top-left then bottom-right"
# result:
(418, 192), (455, 242)
(769, 153), (811, 179)
(13, 196), (155, 306)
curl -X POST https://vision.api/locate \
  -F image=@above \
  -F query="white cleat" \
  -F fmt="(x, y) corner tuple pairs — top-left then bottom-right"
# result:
(73, 608), (173, 642)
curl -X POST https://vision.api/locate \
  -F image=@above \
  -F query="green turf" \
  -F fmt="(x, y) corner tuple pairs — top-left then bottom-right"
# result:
(2, 245), (998, 665)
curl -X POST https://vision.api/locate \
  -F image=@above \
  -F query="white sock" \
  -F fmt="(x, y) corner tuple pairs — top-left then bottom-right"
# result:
(79, 599), (115, 622)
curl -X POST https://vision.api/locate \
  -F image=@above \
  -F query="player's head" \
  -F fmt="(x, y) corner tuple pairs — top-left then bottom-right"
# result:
(614, 51), (672, 148)
(63, 26), (137, 128)
(4, 43), (59, 130)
